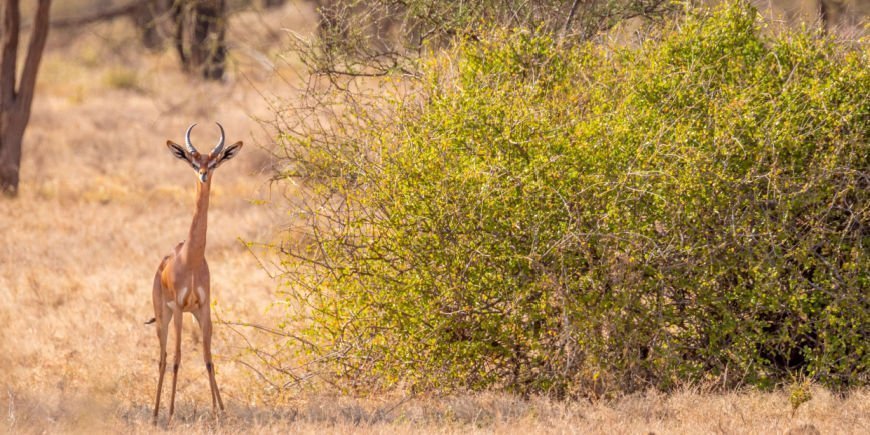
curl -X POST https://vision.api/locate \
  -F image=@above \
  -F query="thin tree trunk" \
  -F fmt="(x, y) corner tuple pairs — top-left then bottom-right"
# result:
(175, 0), (226, 80)
(0, 0), (51, 196)
(132, 0), (173, 50)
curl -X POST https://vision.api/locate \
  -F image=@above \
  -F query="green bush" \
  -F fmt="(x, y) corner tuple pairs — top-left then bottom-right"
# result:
(276, 1), (868, 396)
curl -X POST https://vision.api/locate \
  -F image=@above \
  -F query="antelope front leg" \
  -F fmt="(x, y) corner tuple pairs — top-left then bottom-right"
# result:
(152, 309), (171, 424)
(195, 307), (225, 414)
(168, 309), (183, 421)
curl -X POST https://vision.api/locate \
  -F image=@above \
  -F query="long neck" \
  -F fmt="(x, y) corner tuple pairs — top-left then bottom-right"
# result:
(182, 178), (211, 265)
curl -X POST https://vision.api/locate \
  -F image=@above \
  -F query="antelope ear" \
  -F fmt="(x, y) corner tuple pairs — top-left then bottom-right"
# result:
(167, 140), (190, 162)
(217, 141), (243, 164)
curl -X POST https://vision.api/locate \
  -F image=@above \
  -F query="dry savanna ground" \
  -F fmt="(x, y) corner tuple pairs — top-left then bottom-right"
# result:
(0, 2), (868, 434)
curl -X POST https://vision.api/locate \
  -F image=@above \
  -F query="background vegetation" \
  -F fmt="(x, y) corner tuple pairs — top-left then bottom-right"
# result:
(301, 0), (675, 78)
(275, 1), (868, 397)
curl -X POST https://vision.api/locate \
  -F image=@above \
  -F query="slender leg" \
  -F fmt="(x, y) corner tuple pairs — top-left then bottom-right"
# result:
(168, 308), (183, 421)
(194, 307), (225, 414)
(152, 309), (171, 424)
(152, 269), (171, 425)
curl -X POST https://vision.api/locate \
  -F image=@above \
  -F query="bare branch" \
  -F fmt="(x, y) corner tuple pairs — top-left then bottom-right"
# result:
(49, 0), (144, 29)
(562, 0), (582, 39)
(221, 320), (319, 349)
(18, 0), (52, 116)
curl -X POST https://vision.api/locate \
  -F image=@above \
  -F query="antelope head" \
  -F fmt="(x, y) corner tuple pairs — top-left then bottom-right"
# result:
(167, 123), (243, 183)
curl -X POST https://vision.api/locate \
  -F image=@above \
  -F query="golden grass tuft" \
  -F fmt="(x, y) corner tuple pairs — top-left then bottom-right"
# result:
(103, 67), (142, 92)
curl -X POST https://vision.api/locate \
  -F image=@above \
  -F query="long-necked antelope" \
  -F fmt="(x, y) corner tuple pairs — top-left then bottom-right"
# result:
(146, 123), (242, 424)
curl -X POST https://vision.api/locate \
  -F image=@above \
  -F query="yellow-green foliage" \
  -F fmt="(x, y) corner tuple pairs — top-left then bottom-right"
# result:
(789, 377), (813, 414)
(103, 67), (141, 91)
(277, 2), (868, 396)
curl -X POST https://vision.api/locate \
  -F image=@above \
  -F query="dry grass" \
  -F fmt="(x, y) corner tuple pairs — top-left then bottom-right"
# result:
(0, 1), (867, 434)
(3, 386), (869, 433)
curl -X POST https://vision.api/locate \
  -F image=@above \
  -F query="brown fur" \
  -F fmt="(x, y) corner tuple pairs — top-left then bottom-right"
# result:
(150, 126), (242, 424)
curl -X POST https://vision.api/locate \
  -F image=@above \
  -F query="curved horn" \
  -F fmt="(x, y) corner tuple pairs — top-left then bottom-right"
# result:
(211, 122), (226, 155)
(184, 123), (198, 154)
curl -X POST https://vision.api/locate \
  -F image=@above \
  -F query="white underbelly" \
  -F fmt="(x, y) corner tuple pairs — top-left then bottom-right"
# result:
(165, 285), (204, 312)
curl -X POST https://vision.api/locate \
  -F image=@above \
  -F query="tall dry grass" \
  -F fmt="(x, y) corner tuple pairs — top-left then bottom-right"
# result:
(0, 1), (867, 434)
(0, 2), (315, 432)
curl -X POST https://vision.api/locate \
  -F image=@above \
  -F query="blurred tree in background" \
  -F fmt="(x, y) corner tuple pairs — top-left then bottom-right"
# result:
(131, 0), (173, 50)
(0, 0), (51, 196)
(53, 0), (230, 80)
(174, 0), (227, 80)
(303, 0), (675, 79)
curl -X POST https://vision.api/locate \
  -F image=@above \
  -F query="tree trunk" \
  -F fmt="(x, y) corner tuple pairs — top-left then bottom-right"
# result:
(175, 0), (226, 80)
(0, 0), (51, 197)
(132, 0), (173, 50)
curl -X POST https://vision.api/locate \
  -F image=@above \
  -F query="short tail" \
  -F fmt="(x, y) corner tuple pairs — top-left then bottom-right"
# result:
(144, 317), (156, 325)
